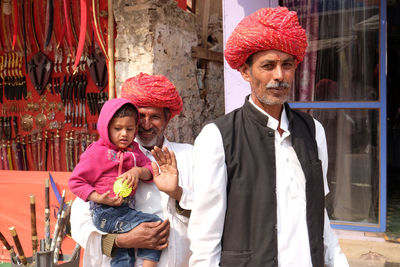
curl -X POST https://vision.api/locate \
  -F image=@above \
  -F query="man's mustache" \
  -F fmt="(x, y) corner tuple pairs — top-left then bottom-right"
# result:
(138, 128), (157, 134)
(266, 81), (290, 89)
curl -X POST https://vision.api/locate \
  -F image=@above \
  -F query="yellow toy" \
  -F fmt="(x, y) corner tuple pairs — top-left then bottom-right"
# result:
(113, 179), (132, 198)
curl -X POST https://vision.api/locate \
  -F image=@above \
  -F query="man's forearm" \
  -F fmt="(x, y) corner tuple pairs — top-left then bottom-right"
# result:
(169, 186), (183, 201)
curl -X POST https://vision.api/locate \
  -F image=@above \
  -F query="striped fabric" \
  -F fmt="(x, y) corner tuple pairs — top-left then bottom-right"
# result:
(224, 6), (308, 70)
(120, 73), (183, 118)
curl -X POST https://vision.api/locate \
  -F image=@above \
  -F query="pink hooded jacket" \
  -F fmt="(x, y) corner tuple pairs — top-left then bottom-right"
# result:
(68, 98), (153, 201)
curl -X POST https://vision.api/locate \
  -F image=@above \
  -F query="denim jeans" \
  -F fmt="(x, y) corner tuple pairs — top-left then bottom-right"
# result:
(92, 203), (162, 266)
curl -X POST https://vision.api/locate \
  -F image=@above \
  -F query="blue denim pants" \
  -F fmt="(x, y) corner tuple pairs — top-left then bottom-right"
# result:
(92, 203), (162, 266)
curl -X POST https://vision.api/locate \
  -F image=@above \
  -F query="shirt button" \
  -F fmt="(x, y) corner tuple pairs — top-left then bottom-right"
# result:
(268, 130), (274, 137)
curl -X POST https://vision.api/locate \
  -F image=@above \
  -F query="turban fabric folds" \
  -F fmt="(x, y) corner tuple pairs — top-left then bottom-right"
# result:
(120, 73), (183, 118)
(224, 6), (308, 70)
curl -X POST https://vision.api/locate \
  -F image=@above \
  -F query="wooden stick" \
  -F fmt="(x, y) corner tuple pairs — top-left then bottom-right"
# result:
(44, 178), (51, 251)
(9, 227), (27, 265)
(30, 194), (38, 255)
(0, 231), (20, 264)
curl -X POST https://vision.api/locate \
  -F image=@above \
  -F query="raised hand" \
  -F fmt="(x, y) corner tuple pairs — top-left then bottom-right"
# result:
(88, 191), (124, 206)
(151, 146), (182, 201)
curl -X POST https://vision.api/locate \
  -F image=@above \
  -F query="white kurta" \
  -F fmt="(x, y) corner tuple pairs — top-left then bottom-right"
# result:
(70, 139), (193, 267)
(188, 101), (349, 267)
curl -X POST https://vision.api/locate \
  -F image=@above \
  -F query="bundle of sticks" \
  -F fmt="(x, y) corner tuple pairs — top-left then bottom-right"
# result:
(0, 178), (79, 266)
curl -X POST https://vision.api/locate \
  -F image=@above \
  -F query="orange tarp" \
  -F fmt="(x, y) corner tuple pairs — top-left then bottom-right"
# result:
(0, 171), (80, 264)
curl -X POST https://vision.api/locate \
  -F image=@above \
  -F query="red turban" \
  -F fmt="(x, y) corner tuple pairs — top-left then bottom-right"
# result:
(224, 6), (308, 70)
(120, 73), (183, 118)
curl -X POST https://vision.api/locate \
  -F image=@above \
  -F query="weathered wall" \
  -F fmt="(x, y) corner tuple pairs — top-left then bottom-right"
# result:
(113, 0), (224, 144)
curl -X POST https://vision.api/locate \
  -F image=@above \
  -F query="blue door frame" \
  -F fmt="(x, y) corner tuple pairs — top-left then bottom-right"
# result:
(289, 0), (387, 232)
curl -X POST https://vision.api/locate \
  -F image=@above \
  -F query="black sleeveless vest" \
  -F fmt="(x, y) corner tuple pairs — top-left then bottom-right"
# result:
(214, 98), (325, 267)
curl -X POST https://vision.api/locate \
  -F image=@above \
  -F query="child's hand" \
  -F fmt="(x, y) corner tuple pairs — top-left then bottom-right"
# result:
(118, 168), (140, 190)
(89, 191), (124, 206)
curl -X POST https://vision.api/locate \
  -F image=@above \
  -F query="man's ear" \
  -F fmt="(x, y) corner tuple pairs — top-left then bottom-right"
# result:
(239, 64), (251, 82)
(164, 108), (172, 124)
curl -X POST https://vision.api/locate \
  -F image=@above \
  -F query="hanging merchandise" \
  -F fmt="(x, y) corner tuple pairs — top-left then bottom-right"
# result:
(0, 0), (110, 172)
(27, 51), (53, 95)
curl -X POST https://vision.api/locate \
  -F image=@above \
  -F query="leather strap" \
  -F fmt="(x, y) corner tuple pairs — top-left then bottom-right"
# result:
(34, 0), (45, 48)
(44, 0), (54, 48)
(73, 0), (87, 71)
(21, 1), (29, 72)
(1, 9), (11, 51)
(69, 0), (79, 45)
(11, 0), (18, 50)
(30, 0), (40, 50)
(54, 0), (66, 49)
(92, 0), (109, 61)
(63, 0), (74, 54)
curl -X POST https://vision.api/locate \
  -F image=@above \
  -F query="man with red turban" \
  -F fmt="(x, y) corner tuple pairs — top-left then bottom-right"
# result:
(188, 6), (349, 267)
(70, 73), (194, 267)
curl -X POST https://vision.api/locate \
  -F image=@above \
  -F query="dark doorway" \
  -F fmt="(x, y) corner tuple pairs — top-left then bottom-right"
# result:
(386, 0), (400, 240)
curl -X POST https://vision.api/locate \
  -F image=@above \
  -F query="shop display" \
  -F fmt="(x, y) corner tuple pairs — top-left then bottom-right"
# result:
(0, 0), (110, 172)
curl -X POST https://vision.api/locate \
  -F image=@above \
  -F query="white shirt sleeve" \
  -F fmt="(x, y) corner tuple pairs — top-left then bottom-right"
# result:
(176, 143), (194, 211)
(70, 198), (111, 267)
(315, 119), (349, 267)
(314, 118), (329, 196)
(188, 123), (227, 267)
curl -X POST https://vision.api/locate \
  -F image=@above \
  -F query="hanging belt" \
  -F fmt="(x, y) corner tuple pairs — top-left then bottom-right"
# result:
(1, 8), (11, 51)
(92, 0), (108, 61)
(44, 0), (54, 48)
(63, 0), (74, 54)
(21, 1), (28, 73)
(34, 0), (45, 49)
(73, 0), (87, 72)
(11, 0), (18, 50)
(69, 0), (78, 45)
(30, 0), (40, 50)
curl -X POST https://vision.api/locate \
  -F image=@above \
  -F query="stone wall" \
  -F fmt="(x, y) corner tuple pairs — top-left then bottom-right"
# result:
(113, 0), (224, 144)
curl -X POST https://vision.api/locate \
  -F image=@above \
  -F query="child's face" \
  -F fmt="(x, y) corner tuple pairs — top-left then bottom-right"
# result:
(108, 116), (137, 149)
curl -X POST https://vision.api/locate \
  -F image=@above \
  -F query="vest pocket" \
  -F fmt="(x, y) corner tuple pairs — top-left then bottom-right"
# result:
(220, 250), (252, 267)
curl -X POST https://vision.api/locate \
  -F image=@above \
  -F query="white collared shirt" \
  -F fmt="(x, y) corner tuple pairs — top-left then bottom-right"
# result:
(188, 100), (349, 267)
(70, 138), (194, 267)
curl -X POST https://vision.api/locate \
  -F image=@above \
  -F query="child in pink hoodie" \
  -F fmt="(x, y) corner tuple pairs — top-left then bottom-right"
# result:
(69, 98), (161, 267)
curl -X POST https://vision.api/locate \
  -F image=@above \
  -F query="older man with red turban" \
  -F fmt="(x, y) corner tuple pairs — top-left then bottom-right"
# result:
(188, 6), (349, 267)
(70, 73), (194, 267)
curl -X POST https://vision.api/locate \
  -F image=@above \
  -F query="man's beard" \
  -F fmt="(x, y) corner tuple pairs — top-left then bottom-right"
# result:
(137, 129), (161, 149)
